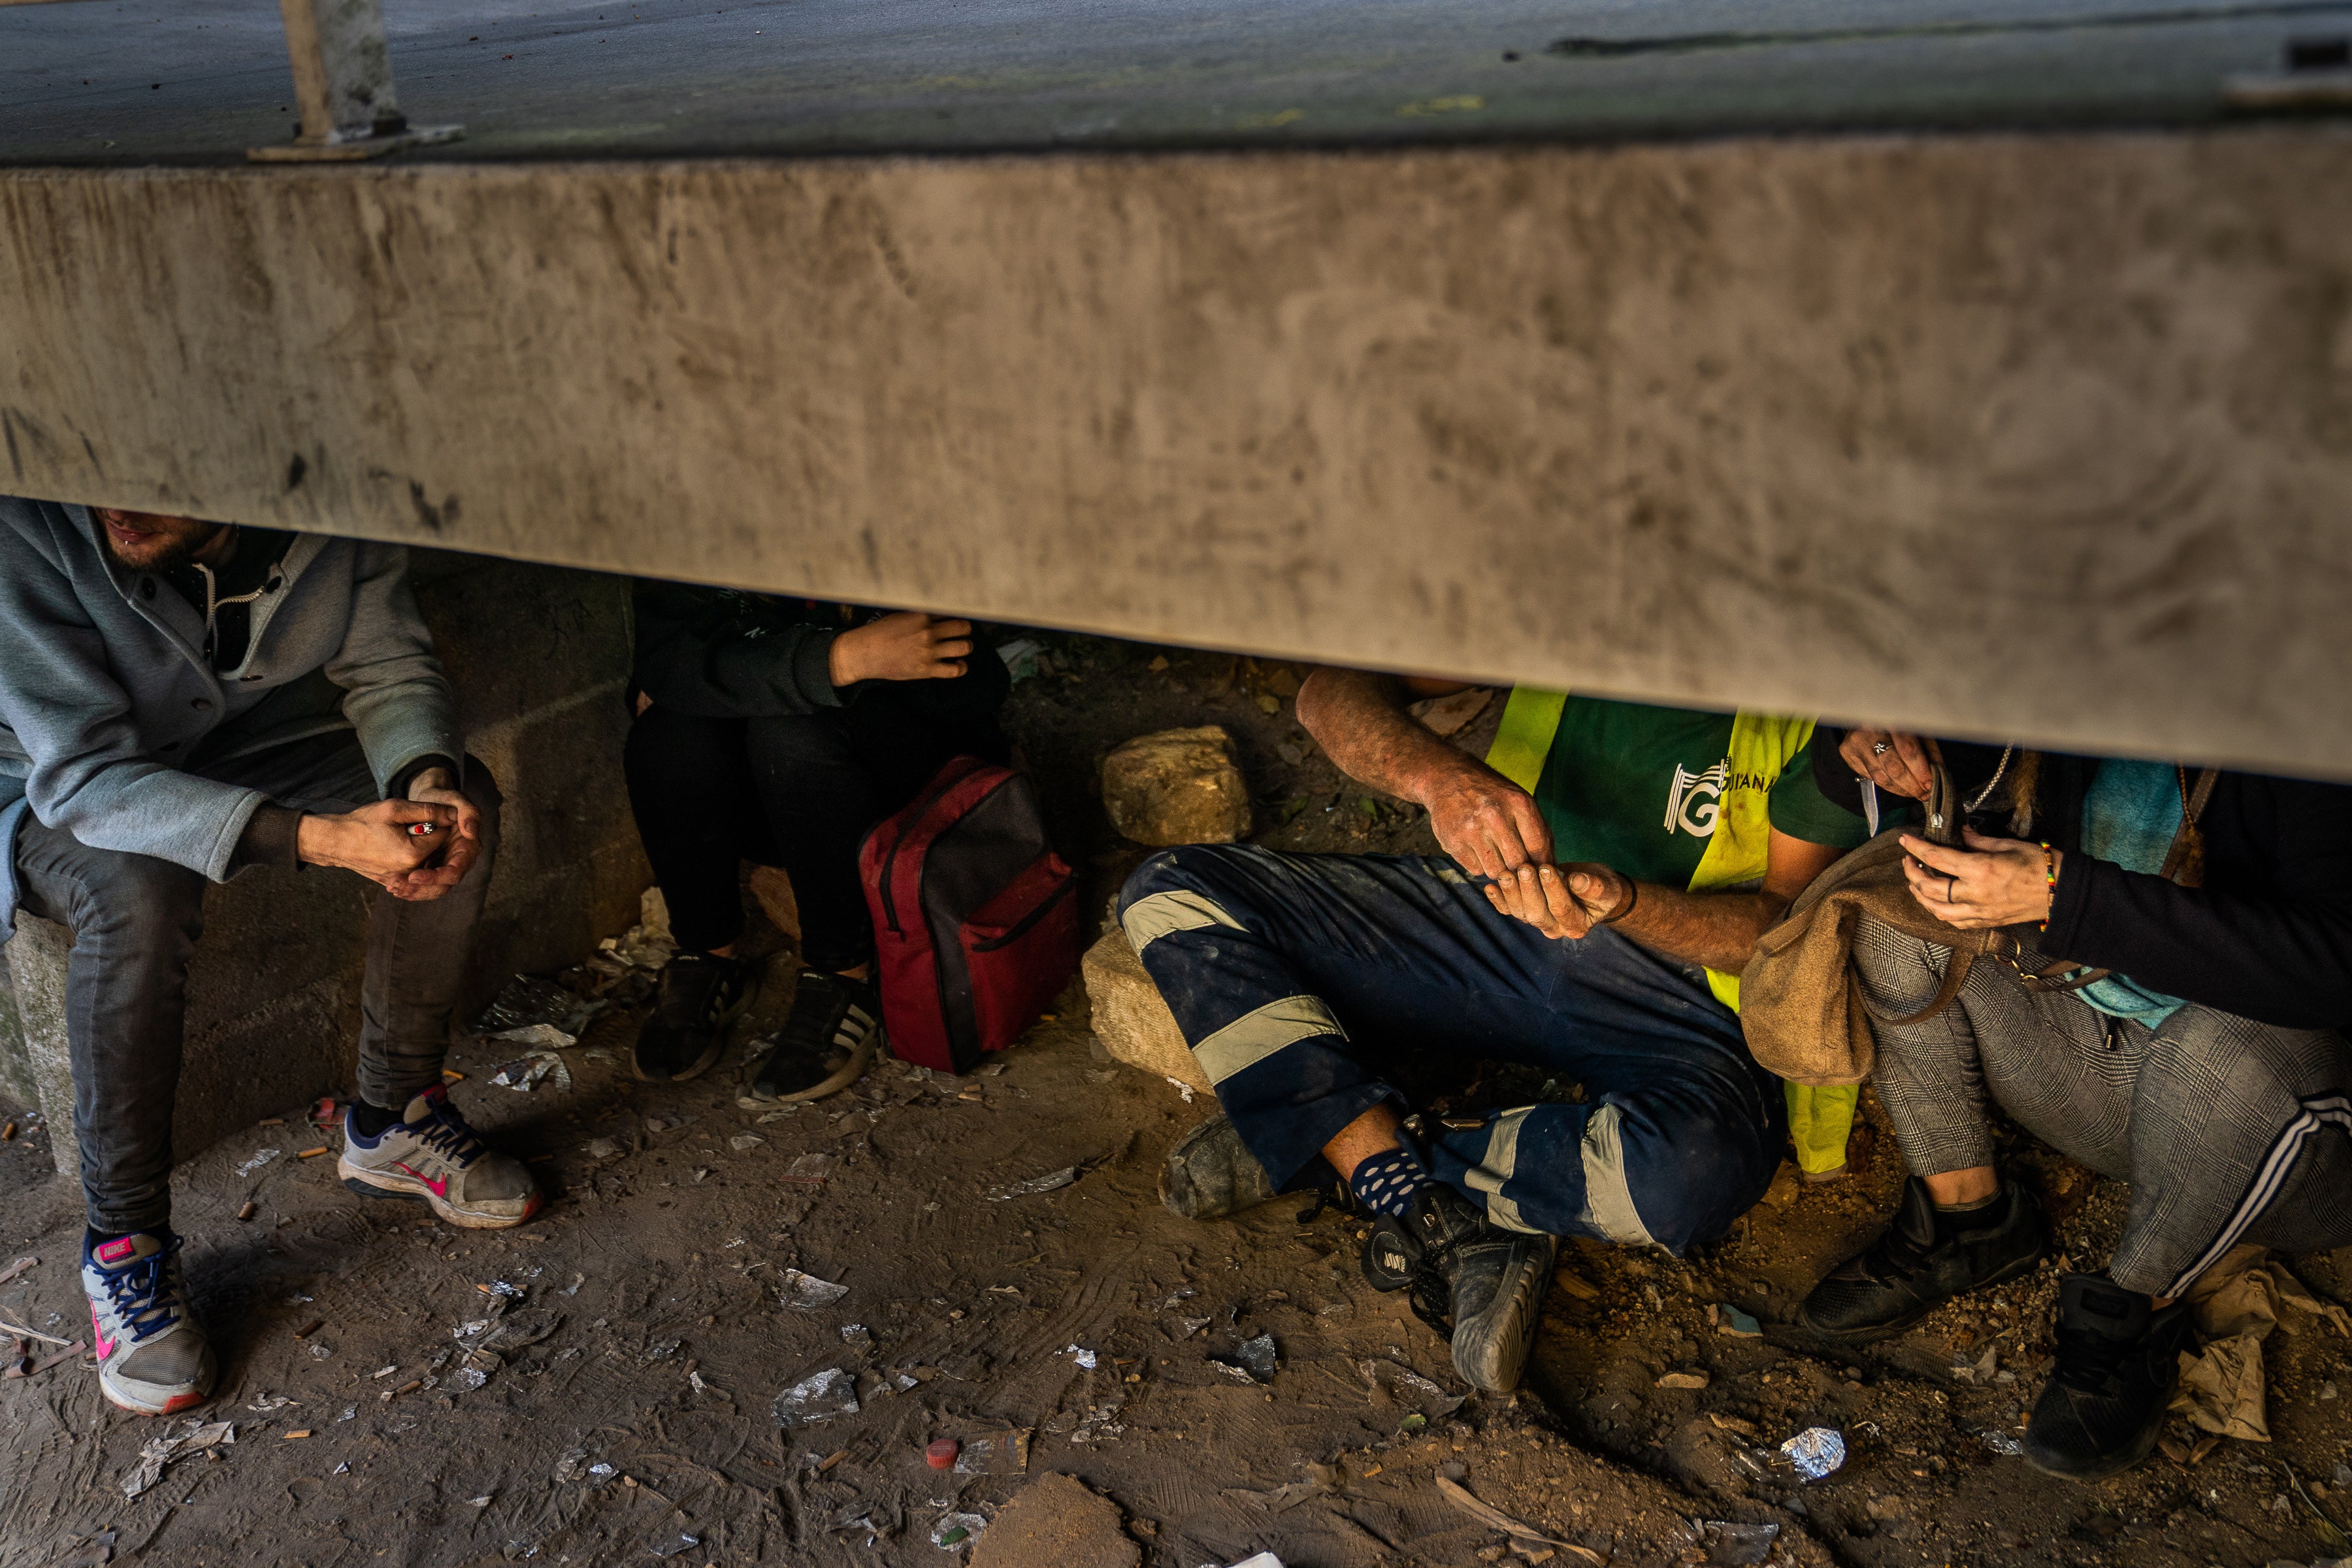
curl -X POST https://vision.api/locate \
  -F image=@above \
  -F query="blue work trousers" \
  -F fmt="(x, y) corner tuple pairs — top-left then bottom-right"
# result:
(1119, 846), (1784, 1252)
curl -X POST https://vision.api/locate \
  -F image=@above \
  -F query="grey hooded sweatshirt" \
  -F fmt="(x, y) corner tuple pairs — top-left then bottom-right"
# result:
(0, 497), (460, 932)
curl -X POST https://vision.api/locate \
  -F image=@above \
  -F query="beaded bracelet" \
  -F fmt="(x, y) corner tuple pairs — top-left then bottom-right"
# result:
(2039, 841), (2057, 932)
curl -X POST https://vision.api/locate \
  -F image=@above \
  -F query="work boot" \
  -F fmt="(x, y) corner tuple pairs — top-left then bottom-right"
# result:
(82, 1230), (216, 1416)
(1798, 1177), (2044, 1343)
(739, 970), (881, 1107)
(338, 1086), (544, 1229)
(632, 951), (755, 1083)
(1160, 1115), (1286, 1221)
(1362, 1184), (1556, 1394)
(2021, 1275), (2194, 1481)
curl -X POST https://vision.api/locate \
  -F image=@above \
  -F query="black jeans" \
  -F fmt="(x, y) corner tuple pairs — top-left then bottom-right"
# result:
(13, 736), (500, 1234)
(624, 676), (1008, 972)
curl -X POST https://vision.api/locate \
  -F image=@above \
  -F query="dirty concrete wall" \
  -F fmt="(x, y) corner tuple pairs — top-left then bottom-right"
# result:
(3, 133), (2351, 778)
(0, 550), (649, 1174)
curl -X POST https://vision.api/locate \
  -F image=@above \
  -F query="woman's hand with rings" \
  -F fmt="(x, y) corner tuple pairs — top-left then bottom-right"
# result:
(1840, 728), (1935, 800)
(1899, 829), (2058, 929)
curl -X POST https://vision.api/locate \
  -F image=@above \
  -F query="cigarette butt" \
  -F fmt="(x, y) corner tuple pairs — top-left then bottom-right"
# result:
(257, 1118), (284, 1127)
(298, 1147), (329, 1160)
(237, 1202), (258, 1222)
(293, 1318), (324, 1339)
(284, 1429), (313, 1440)
(382, 1379), (422, 1401)
(442, 1070), (465, 1082)
(1, 1122), (15, 1141)
(407, 821), (439, 836)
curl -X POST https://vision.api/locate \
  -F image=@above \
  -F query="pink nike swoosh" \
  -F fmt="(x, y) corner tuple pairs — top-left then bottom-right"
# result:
(90, 1303), (115, 1361)
(393, 1161), (449, 1199)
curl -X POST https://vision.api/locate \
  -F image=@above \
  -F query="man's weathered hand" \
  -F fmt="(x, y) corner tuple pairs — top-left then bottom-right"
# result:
(1420, 757), (1554, 877)
(1484, 860), (1630, 940)
(297, 798), (462, 899)
(1840, 728), (1936, 801)
(828, 612), (973, 685)
(1900, 828), (2056, 930)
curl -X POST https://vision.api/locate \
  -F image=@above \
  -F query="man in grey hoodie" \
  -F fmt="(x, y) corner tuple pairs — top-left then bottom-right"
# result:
(0, 498), (542, 1418)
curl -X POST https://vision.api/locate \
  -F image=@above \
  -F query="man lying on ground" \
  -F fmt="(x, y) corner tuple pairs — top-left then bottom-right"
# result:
(1119, 676), (1870, 1391)
(0, 499), (539, 1417)
(1800, 728), (2352, 1480)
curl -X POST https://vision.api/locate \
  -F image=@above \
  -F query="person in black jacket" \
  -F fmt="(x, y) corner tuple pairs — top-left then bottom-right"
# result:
(623, 583), (1009, 1097)
(1797, 727), (2352, 1482)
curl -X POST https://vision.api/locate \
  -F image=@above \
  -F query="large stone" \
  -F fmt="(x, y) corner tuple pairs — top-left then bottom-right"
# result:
(746, 865), (802, 940)
(1100, 726), (1249, 847)
(1082, 930), (1211, 1097)
(968, 1473), (1140, 1568)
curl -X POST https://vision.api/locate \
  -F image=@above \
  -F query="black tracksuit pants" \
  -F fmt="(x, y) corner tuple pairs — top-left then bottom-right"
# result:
(623, 676), (1008, 972)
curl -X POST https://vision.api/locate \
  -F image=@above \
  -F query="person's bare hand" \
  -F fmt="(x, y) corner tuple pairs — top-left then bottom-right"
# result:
(1841, 728), (1935, 800)
(297, 797), (462, 900)
(828, 612), (973, 685)
(1417, 757), (1554, 877)
(1900, 828), (2055, 929)
(1484, 860), (1630, 939)
(400, 765), (483, 896)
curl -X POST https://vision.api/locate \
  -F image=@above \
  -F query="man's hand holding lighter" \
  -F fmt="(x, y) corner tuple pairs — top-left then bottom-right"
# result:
(295, 764), (482, 900)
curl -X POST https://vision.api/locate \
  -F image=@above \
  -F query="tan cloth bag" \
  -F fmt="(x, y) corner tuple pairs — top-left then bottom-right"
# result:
(1737, 830), (2002, 1086)
(1740, 762), (2217, 1087)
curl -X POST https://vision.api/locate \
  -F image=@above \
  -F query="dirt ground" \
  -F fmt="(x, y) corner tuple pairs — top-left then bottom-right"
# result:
(5, 631), (2352, 1568)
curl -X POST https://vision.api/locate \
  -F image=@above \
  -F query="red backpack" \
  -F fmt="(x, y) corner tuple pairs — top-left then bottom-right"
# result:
(858, 756), (1081, 1073)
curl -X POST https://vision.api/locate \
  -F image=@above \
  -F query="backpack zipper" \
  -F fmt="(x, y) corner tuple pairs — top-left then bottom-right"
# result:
(966, 870), (1075, 953)
(876, 760), (993, 936)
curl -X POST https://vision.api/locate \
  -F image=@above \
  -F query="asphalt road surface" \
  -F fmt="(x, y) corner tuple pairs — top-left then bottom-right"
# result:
(3, 0), (2349, 165)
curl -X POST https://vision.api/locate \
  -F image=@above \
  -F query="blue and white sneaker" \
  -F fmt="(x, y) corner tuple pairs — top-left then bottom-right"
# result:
(82, 1230), (216, 1416)
(338, 1086), (542, 1229)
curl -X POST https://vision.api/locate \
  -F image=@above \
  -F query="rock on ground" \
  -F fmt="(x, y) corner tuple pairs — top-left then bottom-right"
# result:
(1083, 930), (1212, 1095)
(746, 865), (800, 939)
(1100, 726), (1250, 847)
(968, 1472), (1142, 1568)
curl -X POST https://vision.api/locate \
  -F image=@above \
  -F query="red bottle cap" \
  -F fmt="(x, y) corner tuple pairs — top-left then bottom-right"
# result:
(925, 1438), (960, 1471)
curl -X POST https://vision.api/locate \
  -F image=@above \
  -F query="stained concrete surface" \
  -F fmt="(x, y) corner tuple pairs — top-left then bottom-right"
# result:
(8, 130), (2352, 777)
(2, 0), (2349, 165)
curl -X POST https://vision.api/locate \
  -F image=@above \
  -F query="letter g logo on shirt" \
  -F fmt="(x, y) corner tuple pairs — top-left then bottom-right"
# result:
(1663, 760), (1729, 837)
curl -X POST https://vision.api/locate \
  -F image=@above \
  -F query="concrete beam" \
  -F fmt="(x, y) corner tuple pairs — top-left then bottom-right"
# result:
(2, 130), (2350, 776)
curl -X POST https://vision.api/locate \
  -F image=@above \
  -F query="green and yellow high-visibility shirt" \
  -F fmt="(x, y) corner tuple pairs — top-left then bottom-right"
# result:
(1486, 689), (1871, 1174)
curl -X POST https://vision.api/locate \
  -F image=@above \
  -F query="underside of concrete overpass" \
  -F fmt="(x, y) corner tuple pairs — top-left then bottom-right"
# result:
(3, 0), (2350, 777)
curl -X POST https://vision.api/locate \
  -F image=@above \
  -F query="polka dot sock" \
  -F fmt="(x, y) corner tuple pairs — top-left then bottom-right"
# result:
(1348, 1146), (1435, 1219)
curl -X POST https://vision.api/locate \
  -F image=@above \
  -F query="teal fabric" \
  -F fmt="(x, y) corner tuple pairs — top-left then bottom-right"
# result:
(2074, 759), (2189, 1026)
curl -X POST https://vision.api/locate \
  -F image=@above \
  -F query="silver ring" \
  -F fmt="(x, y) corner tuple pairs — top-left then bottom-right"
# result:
(1871, 740), (1893, 757)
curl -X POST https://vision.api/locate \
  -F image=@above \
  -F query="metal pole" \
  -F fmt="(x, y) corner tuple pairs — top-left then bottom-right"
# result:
(248, 0), (459, 161)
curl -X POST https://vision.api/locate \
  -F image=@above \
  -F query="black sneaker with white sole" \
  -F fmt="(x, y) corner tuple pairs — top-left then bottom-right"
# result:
(1362, 1183), (1556, 1394)
(2021, 1275), (2195, 1482)
(632, 952), (755, 1083)
(739, 970), (883, 1106)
